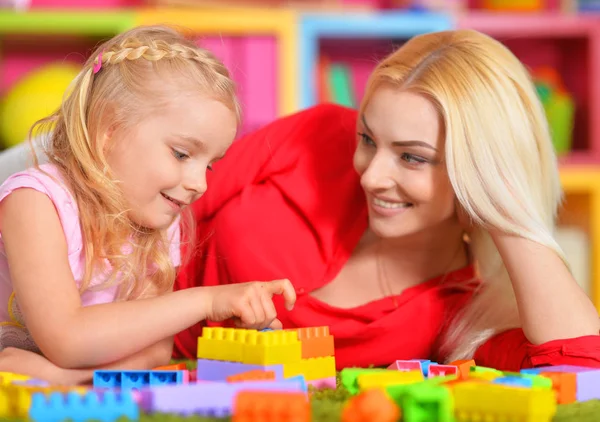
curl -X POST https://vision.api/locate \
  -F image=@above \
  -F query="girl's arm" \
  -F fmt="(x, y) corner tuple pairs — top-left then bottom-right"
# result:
(0, 336), (173, 385)
(0, 189), (294, 369)
(492, 232), (599, 344)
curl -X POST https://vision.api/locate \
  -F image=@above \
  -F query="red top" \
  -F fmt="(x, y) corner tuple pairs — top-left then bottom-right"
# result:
(174, 104), (600, 371)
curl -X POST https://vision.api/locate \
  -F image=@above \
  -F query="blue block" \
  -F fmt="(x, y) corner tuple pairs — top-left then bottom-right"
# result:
(29, 390), (139, 422)
(93, 370), (184, 390)
(520, 368), (544, 375)
(416, 359), (433, 377)
(493, 376), (533, 388)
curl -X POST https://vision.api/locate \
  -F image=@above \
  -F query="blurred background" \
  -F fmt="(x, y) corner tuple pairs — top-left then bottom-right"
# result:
(0, 0), (599, 310)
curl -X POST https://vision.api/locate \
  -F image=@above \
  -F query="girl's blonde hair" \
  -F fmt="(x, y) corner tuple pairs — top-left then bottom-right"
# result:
(30, 25), (241, 300)
(361, 29), (565, 360)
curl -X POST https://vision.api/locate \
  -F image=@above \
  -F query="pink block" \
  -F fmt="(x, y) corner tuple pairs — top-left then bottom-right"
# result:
(387, 360), (423, 372)
(307, 376), (336, 389)
(428, 364), (458, 378)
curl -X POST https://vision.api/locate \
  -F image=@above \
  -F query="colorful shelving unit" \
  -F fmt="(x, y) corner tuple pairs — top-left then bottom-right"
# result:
(298, 11), (452, 109)
(0, 7), (297, 142)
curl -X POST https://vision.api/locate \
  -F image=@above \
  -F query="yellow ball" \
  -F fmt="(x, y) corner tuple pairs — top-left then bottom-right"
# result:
(0, 63), (81, 148)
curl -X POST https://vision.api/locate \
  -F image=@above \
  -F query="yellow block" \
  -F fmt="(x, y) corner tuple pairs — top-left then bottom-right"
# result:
(197, 327), (247, 362)
(0, 372), (30, 386)
(453, 381), (557, 421)
(284, 356), (336, 381)
(357, 370), (424, 390)
(243, 330), (301, 365)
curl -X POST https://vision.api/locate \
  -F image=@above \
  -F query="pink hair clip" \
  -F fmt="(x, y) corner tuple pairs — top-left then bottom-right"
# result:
(93, 51), (104, 74)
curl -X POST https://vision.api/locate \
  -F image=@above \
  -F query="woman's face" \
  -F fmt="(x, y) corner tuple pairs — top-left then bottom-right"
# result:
(353, 86), (458, 239)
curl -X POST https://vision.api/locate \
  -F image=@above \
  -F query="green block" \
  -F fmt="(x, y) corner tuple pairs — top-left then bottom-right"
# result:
(401, 383), (454, 422)
(339, 367), (390, 395)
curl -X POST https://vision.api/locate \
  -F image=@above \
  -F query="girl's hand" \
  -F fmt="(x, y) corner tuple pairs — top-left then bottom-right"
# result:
(205, 279), (296, 330)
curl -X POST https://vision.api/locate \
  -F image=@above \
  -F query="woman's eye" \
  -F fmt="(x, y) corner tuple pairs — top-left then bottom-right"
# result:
(401, 153), (427, 164)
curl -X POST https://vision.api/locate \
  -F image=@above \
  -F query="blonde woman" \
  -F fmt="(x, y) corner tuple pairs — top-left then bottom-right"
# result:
(0, 25), (295, 384)
(175, 29), (600, 370)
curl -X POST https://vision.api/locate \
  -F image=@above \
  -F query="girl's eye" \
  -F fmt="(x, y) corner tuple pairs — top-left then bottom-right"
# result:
(358, 132), (376, 147)
(401, 153), (427, 164)
(172, 149), (189, 161)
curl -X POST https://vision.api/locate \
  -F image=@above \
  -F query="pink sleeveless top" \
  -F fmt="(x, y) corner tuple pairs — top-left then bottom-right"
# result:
(0, 164), (181, 352)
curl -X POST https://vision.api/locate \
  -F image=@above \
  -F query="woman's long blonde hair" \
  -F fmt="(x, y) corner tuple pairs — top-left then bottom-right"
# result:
(361, 29), (565, 360)
(30, 25), (240, 300)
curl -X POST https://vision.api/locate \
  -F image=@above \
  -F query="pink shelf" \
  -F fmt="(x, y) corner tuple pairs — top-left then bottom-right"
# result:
(458, 12), (600, 38)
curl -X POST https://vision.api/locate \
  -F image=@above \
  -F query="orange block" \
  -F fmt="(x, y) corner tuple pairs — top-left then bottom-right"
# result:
(227, 370), (276, 383)
(448, 359), (475, 379)
(233, 391), (310, 422)
(540, 372), (577, 404)
(291, 326), (335, 359)
(342, 388), (399, 422)
(153, 363), (188, 371)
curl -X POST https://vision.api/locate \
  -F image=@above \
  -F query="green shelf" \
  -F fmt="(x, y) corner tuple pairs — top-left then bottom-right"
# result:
(0, 11), (135, 36)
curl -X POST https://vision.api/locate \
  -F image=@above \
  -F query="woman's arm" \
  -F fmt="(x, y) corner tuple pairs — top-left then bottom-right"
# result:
(1, 189), (294, 369)
(492, 232), (599, 344)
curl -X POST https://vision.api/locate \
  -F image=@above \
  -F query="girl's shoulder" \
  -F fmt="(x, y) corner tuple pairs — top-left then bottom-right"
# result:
(0, 163), (76, 209)
(0, 164), (81, 246)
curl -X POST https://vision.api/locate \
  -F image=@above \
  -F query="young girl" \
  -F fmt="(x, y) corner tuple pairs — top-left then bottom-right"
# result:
(174, 29), (600, 370)
(0, 25), (295, 384)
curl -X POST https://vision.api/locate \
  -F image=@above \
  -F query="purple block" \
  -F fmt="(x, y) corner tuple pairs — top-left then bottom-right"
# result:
(196, 358), (284, 381)
(139, 379), (306, 415)
(526, 365), (600, 401)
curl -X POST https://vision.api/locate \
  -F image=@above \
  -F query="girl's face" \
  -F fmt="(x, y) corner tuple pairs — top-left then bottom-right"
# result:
(353, 86), (458, 240)
(105, 93), (237, 230)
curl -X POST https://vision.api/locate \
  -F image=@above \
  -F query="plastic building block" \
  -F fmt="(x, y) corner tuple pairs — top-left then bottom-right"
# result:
(340, 368), (390, 395)
(452, 381), (557, 421)
(307, 376), (336, 389)
(493, 376), (533, 388)
(197, 327), (302, 365)
(284, 356), (336, 381)
(341, 388), (399, 422)
(468, 366), (503, 381)
(227, 370), (276, 383)
(0, 372), (30, 386)
(1, 383), (89, 419)
(539, 372), (577, 404)
(233, 391), (310, 422)
(197, 327), (246, 362)
(521, 365), (600, 401)
(357, 370), (424, 391)
(448, 359), (475, 379)
(29, 390), (139, 422)
(153, 363), (187, 371)
(93, 370), (185, 390)
(197, 358), (284, 381)
(401, 383), (453, 422)
(288, 326), (335, 359)
(387, 360), (423, 373)
(138, 379), (307, 416)
(428, 364), (458, 378)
